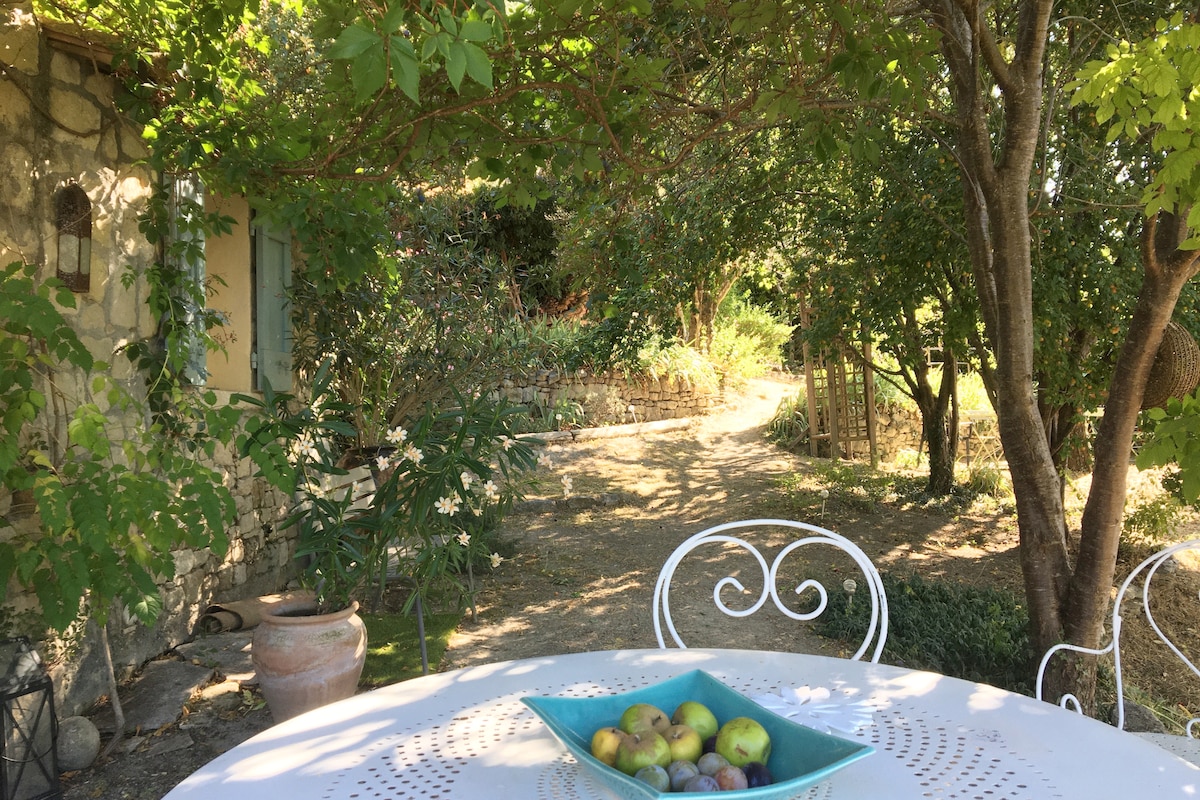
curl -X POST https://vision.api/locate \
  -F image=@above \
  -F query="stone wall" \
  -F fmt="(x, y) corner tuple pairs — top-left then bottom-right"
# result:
(499, 369), (721, 425)
(0, 11), (299, 717)
(875, 402), (1001, 466)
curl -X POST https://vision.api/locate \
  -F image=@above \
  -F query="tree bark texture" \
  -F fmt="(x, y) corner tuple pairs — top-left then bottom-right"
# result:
(924, 0), (1074, 659)
(926, 0), (1200, 710)
(1068, 213), (1200, 651)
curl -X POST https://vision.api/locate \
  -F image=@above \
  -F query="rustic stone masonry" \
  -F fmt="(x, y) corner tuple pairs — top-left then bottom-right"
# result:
(875, 402), (1001, 466)
(498, 369), (720, 425)
(0, 10), (302, 716)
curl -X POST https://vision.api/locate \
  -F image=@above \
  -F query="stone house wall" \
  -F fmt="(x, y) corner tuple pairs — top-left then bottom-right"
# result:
(0, 10), (297, 716)
(498, 369), (720, 425)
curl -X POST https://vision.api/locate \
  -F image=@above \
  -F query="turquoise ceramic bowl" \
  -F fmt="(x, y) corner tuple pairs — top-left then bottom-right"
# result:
(521, 669), (874, 799)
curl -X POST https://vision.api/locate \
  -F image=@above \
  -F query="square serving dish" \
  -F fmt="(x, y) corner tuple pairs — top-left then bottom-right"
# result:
(521, 669), (874, 799)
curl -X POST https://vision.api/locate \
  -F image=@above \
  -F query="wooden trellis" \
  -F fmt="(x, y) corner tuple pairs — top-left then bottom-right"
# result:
(801, 303), (877, 462)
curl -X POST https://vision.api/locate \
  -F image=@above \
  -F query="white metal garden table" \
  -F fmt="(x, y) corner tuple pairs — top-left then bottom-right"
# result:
(163, 648), (1199, 799)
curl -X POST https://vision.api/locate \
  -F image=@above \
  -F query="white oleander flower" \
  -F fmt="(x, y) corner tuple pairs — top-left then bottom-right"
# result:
(435, 496), (460, 516)
(483, 480), (499, 501)
(386, 426), (408, 445)
(455, 532), (471, 547)
(490, 552), (505, 568)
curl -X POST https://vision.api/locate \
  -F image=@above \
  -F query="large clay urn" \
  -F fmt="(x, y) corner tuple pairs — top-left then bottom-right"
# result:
(252, 598), (367, 722)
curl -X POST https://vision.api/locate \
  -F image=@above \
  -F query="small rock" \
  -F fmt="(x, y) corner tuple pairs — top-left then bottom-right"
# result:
(57, 716), (101, 771)
(1113, 700), (1167, 733)
(144, 731), (194, 757)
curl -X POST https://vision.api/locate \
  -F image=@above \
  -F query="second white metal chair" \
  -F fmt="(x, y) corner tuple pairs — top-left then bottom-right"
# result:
(652, 518), (889, 662)
(1036, 538), (1200, 764)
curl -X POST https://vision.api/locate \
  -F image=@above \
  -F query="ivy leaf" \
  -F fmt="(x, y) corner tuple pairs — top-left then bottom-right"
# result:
(446, 41), (467, 92)
(462, 41), (492, 89)
(390, 45), (420, 102)
(327, 24), (381, 61)
(380, 3), (406, 35)
(459, 19), (491, 42)
(351, 40), (388, 101)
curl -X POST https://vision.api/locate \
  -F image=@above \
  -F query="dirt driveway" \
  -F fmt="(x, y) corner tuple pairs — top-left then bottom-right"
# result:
(441, 374), (1023, 670)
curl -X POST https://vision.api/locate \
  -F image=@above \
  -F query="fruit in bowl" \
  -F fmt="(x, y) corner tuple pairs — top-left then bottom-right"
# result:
(715, 716), (772, 767)
(522, 669), (875, 799)
(594, 700), (775, 790)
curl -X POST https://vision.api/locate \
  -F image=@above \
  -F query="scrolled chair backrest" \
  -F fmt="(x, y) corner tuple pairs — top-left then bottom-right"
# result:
(652, 518), (889, 663)
(1036, 538), (1200, 736)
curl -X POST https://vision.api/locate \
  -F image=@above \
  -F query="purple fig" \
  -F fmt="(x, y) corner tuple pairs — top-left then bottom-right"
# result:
(743, 761), (773, 787)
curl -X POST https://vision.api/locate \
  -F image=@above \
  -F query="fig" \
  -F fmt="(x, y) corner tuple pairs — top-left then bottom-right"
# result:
(743, 761), (773, 787)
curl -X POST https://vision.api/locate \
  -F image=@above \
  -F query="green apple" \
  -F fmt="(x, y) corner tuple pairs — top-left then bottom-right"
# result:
(671, 700), (719, 741)
(714, 716), (771, 767)
(590, 726), (627, 767)
(618, 702), (670, 735)
(615, 731), (672, 776)
(663, 723), (703, 764)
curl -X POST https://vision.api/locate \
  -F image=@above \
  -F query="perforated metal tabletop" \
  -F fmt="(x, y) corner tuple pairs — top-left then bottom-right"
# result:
(164, 648), (1199, 799)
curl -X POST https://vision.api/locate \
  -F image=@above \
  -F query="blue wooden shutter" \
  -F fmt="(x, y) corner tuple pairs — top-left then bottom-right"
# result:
(254, 222), (293, 391)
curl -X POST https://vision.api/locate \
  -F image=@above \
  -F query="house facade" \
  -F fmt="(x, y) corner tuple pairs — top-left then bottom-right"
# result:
(1, 6), (299, 715)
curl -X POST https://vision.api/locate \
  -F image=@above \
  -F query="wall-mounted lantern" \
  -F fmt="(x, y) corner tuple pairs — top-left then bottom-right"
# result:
(54, 184), (91, 293)
(0, 638), (60, 800)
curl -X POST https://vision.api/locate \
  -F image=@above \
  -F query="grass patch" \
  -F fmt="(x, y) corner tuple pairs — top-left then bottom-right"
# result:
(359, 611), (462, 687)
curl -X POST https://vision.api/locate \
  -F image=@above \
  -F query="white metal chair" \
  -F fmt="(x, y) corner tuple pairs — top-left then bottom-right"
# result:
(1036, 538), (1200, 762)
(652, 519), (889, 662)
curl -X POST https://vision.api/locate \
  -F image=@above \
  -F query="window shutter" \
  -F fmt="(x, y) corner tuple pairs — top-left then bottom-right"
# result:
(254, 222), (293, 391)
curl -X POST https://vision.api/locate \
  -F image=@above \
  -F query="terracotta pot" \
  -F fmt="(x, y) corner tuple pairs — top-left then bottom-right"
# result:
(251, 599), (367, 722)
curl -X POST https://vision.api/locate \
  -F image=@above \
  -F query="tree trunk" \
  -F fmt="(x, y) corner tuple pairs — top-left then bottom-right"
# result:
(97, 620), (126, 760)
(1057, 212), (1200, 709)
(912, 354), (957, 496)
(925, 0), (1073, 659)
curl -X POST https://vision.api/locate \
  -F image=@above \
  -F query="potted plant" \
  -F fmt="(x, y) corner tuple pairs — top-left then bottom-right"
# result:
(237, 356), (552, 719)
(234, 363), (376, 721)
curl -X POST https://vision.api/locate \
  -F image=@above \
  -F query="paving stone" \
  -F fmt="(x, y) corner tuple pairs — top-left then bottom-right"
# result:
(176, 631), (256, 683)
(92, 660), (214, 735)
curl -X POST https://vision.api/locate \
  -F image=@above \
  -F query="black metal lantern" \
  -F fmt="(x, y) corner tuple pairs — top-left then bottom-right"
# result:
(0, 638), (59, 800)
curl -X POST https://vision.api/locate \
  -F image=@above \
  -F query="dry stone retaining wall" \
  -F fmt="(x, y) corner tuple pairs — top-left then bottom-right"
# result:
(875, 403), (1001, 465)
(499, 369), (720, 425)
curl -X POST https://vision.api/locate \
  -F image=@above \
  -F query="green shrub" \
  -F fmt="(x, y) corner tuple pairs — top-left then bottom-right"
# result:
(710, 297), (794, 384)
(817, 572), (1033, 695)
(1122, 494), (1184, 542)
(634, 336), (722, 390)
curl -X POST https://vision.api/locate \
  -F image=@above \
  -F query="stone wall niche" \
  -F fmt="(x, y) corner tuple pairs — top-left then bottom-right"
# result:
(55, 182), (91, 292)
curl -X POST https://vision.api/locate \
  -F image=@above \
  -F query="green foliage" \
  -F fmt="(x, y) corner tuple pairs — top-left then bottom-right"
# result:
(1072, 14), (1200, 244)
(0, 262), (237, 632)
(1137, 392), (1200, 503)
(290, 191), (556, 446)
(236, 361), (541, 614)
(818, 573), (1033, 695)
(767, 390), (809, 450)
(1122, 494), (1185, 542)
(963, 462), (1009, 500)
(632, 337), (721, 391)
(709, 295), (794, 385)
